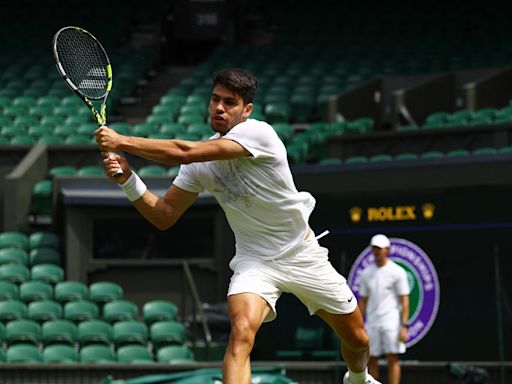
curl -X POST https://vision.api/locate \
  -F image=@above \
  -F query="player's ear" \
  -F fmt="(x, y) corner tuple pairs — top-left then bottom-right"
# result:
(243, 102), (253, 119)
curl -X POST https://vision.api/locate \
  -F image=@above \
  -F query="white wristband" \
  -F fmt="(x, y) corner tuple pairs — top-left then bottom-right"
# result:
(119, 171), (147, 202)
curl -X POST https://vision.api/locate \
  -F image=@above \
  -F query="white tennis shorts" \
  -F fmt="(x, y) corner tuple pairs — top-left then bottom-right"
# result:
(227, 236), (357, 322)
(367, 323), (406, 356)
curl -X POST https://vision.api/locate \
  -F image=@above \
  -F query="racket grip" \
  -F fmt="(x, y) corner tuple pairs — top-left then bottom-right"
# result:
(108, 151), (123, 177)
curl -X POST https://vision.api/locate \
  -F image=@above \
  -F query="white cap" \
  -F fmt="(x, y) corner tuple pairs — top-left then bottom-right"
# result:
(370, 234), (390, 248)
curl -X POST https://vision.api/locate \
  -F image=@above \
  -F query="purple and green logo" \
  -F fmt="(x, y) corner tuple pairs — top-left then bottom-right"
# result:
(347, 238), (440, 347)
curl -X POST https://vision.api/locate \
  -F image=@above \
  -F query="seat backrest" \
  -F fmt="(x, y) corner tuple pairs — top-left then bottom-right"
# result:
(63, 300), (99, 323)
(0, 248), (29, 265)
(5, 319), (42, 345)
(6, 344), (43, 363)
(113, 320), (148, 347)
(19, 281), (53, 302)
(117, 344), (153, 363)
(30, 263), (64, 284)
(42, 319), (78, 346)
(0, 263), (31, 283)
(54, 281), (89, 303)
(78, 319), (113, 346)
(0, 300), (27, 322)
(143, 300), (178, 325)
(27, 300), (63, 323)
(43, 344), (78, 363)
(79, 344), (116, 363)
(88, 281), (123, 304)
(102, 299), (138, 323)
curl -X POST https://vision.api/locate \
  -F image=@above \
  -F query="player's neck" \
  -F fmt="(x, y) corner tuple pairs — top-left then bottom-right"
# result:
(376, 258), (388, 267)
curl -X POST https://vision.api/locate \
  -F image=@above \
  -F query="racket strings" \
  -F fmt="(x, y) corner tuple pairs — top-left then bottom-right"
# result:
(56, 29), (109, 99)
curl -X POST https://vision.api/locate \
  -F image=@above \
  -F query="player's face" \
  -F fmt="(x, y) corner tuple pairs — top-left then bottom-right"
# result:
(209, 84), (252, 135)
(372, 246), (389, 266)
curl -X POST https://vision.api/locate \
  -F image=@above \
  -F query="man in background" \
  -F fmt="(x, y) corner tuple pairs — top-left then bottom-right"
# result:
(358, 234), (410, 384)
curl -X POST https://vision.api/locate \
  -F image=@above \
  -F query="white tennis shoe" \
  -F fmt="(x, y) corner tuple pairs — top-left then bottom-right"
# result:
(343, 371), (382, 384)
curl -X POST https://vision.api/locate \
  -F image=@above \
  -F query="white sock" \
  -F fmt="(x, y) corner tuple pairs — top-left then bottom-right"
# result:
(348, 368), (368, 383)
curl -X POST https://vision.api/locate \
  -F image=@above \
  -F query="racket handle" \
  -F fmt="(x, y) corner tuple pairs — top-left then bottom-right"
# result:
(108, 151), (123, 177)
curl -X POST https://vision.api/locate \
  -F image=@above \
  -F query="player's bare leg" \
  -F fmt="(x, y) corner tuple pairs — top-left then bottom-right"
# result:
(368, 356), (379, 379)
(316, 307), (370, 374)
(223, 293), (271, 384)
(387, 354), (401, 384)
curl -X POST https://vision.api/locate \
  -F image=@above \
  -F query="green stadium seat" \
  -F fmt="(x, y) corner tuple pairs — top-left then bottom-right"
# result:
(31, 179), (53, 215)
(30, 263), (64, 284)
(344, 155), (368, 164)
(133, 123), (159, 137)
(0, 281), (19, 300)
(102, 299), (139, 323)
(498, 146), (512, 154)
(49, 166), (78, 177)
(0, 300), (27, 322)
(64, 300), (99, 323)
(89, 281), (123, 305)
(446, 149), (470, 157)
(112, 320), (149, 347)
(27, 300), (63, 323)
(54, 281), (88, 303)
(150, 320), (187, 349)
(0, 248), (29, 265)
(369, 154), (393, 162)
(0, 263), (31, 284)
(39, 134), (64, 144)
(41, 319), (78, 346)
(395, 152), (419, 161)
(28, 125), (54, 139)
(79, 344), (116, 363)
(264, 102), (290, 124)
(19, 281), (53, 302)
(472, 147), (497, 156)
(36, 96), (61, 108)
(156, 345), (195, 364)
(0, 231), (29, 250)
(29, 231), (60, 250)
(77, 166), (105, 177)
(64, 134), (95, 144)
(318, 157), (342, 165)
(5, 319), (42, 345)
(143, 300), (178, 325)
(160, 123), (185, 137)
(420, 151), (444, 159)
(177, 113), (205, 127)
(10, 135), (36, 145)
(276, 326), (325, 360)
(272, 123), (294, 144)
(168, 166), (180, 178)
(6, 344), (43, 363)
(138, 165), (168, 177)
(29, 248), (61, 266)
(43, 344), (79, 363)
(117, 344), (154, 363)
(78, 319), (113, 346)
(347, 117), (374, 134)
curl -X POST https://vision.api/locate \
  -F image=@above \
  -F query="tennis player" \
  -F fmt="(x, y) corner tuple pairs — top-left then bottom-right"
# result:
(95, 68), (381, 384)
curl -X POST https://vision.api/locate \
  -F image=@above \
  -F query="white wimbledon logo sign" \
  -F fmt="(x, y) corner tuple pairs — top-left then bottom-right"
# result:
(348, 238), (440, 347)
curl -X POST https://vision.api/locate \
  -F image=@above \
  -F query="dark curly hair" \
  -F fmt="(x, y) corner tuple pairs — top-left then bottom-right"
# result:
(212, 68), (258, 104)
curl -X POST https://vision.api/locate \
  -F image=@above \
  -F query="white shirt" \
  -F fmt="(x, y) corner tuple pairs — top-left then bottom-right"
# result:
(173, 119), (315, 260)
(359, 259), (410, 327)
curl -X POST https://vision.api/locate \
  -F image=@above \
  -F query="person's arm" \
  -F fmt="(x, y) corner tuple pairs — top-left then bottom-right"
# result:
(399, 294), (409, 342)
(101, 152), (198, 230)
(95, 126), (250, 165)
(358, 295), (368, 318)
(132, 184), (198, 230)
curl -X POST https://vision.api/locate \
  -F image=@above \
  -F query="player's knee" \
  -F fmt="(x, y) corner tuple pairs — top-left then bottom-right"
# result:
(229, 316), (257, 348)
(343, 327), (369, 352)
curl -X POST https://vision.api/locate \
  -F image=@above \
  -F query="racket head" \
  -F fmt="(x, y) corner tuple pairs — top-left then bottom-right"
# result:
(52, 26), (112, 101)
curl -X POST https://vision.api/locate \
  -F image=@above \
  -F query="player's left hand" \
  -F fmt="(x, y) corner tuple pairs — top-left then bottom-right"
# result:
(399, 326), (408, 342)
(95, 125), (123, 152)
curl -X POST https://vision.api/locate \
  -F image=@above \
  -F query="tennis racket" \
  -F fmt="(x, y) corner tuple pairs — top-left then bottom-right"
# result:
(52, 26), (122, 177)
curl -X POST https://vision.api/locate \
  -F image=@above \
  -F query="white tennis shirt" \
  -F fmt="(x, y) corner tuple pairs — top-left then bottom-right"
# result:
(359, 259), (410, 327)
(173, 119), (315, 260)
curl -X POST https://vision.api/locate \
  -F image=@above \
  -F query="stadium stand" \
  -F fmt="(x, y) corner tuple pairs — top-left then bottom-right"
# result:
(1, 1), (512, 383)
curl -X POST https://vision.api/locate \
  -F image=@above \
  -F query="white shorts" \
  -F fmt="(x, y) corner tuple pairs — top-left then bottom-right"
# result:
(367, 324), (406, 356)
(227, 236), (357, 322)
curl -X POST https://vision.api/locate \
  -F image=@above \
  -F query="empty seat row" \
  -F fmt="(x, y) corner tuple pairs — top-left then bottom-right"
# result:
(0, 343), (195, 364)
(0, 318), (187, 351)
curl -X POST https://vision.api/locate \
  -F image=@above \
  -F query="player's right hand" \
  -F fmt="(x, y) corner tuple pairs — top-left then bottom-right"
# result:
(101, 151), (131, 183)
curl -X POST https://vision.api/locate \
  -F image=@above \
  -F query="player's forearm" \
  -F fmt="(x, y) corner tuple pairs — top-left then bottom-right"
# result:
(119, 136), (195, 165)
(132, 190), (176, 230)
(401, 296), (409, 325)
